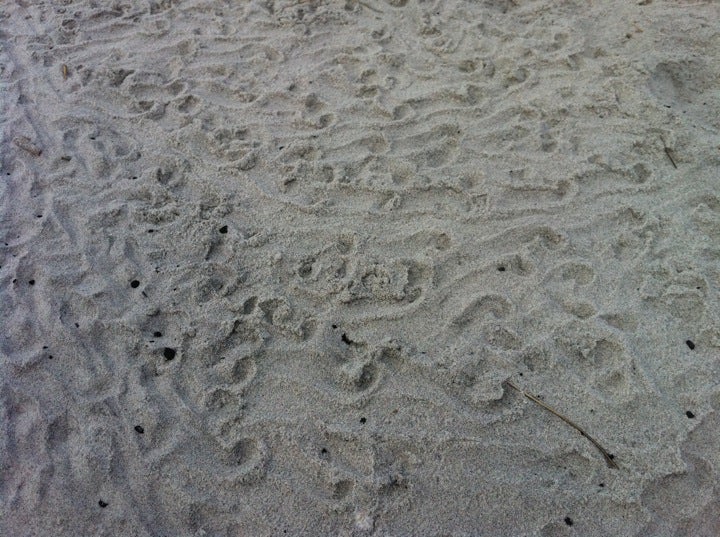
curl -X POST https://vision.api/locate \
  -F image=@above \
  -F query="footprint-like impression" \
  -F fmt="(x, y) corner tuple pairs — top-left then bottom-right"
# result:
(166, 436), (269, 491)
(450, 294), (511, 330)
(340, 259), (428, 307)
(337, 360), (379, 394)
(557, 262), (595, 286)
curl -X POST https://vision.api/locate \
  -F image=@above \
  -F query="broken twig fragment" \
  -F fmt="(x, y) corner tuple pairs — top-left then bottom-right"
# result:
(660, 137), (677, 169)
(504, 378), (618, 469)
(62, 64), (69, 80)
(13, 136), (42, 157)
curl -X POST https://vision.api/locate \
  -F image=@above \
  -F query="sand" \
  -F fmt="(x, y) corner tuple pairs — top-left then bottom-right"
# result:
(2, 1), (719, 535)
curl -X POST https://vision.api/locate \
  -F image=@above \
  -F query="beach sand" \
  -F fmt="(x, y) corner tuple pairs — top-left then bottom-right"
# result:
(2, 1), (719, 535)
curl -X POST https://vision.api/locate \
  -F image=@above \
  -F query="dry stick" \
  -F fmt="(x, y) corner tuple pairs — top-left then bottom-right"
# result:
(660, 136), (678, 169)
(504, 379), (619, 469)
(13, 136), (42, 157)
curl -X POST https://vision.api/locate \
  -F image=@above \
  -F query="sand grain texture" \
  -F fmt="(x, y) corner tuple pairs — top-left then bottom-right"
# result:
(2, 1), (720, 535)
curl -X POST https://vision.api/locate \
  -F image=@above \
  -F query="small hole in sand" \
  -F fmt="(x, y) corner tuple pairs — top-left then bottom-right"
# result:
(564, 517), (573, 526)
(341, 333), (354, 345)
(298, 261), (313, 278)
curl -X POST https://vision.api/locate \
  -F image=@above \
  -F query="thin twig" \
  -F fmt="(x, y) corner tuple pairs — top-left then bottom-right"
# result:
(504, 379), (618, 469)
(13, 136), (42, 157)
(660, 136), (677, 169)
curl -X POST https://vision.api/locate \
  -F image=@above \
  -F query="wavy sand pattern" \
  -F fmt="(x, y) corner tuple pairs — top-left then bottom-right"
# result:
(2, 1), (719, 535)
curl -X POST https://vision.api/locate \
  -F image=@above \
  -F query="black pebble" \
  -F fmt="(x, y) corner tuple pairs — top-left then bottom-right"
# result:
(686, 411), (695, 419)
(564, 517), (573, 526)
(153, 331), (162, 337)
(359, 417), (367, 424)
(28, 279), (35, 285)
(98, 500), (108, 508)
(497, 266), (506, 272)
(163, 347), (176, 360)
(134, 425), (145, 433)
(219, 225), (228, 234)
(686, 340), (695, 350)
(131, 280), (140, 288)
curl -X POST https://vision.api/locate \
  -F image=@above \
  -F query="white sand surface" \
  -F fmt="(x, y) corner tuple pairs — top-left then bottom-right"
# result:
(2, 1), (720, 535)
